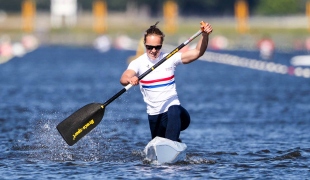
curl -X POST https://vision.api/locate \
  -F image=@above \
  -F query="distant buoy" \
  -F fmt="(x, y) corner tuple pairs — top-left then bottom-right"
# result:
(288, 66), (295, 75)
(0, 41), (13, 57)
(12, 42), (26, 57)
(257, 37), (275, 60)
(0, 40), (13, 64)
(22, 35), (39, 52)
(114, 35), (132, 50)
(210, 35), (228, 50)
(93, 35), (111, 53)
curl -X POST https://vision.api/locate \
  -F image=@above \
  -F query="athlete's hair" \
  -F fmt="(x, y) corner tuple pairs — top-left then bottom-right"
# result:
(144, 21), (165, 44)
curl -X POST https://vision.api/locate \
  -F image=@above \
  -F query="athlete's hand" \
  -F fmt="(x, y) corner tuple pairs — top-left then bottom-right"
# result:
(129, 76), (139, 86)
(201, 21), (213, 35)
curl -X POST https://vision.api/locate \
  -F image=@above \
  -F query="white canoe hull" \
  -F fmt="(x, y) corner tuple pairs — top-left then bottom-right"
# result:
(144, 137), (187, 164)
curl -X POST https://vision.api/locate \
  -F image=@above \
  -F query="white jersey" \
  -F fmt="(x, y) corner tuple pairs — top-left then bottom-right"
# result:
(127, 52), (183, 115)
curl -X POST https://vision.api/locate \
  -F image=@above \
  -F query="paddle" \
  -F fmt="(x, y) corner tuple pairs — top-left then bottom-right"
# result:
(56, 21), (207, 146)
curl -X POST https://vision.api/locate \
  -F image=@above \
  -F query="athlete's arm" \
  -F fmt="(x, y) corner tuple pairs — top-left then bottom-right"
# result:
(120, 69), (139, 86)
(181, 22), (213, 64)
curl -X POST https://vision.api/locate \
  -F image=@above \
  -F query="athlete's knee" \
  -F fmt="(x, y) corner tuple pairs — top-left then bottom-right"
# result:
(180, 106), (190, 131)
(168, 105), (190, 131)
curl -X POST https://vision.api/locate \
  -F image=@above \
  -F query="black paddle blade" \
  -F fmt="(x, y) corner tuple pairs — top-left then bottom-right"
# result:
(56, 103), (105, 146)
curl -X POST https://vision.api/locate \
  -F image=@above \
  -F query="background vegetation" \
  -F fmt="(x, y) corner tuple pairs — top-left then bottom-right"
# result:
(0, 0), (308, 16)
(0, 0), (309, 49)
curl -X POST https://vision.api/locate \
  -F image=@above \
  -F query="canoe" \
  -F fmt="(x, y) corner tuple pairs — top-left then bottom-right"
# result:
(144, 136), (187, 164)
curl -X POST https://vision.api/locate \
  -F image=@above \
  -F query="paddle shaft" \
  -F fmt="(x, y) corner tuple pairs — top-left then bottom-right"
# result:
(103, 28), (204, 107)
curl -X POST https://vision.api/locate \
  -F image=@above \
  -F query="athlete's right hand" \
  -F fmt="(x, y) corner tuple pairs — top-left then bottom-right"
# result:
(129, 76), (139, 86)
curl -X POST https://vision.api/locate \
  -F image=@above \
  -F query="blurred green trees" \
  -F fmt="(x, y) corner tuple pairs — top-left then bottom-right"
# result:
(0, 0), (307, 16)
(254, 0), (303, 15)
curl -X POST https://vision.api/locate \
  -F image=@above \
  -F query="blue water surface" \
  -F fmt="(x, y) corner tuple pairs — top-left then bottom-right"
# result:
(0, 46), (309, 179)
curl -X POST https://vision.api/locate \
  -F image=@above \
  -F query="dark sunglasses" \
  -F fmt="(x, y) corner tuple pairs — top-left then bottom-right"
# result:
(145, 45), (162, 50)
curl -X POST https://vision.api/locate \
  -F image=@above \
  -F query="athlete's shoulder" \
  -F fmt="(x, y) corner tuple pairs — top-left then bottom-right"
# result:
(129, 53), (146, 65)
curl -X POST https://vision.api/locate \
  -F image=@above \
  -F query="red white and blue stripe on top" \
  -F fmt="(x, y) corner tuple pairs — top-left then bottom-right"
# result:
(140, 75), (175, 89)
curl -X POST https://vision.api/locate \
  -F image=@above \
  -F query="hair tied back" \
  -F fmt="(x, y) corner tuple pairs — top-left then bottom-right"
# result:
(150, 21), (160, 29)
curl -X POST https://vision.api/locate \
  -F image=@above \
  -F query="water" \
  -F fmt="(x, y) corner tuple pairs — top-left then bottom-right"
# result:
(0, 46), (309, 179)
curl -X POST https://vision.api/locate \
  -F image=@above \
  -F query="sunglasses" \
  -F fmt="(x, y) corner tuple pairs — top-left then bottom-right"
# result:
(145, 45), (162, 50)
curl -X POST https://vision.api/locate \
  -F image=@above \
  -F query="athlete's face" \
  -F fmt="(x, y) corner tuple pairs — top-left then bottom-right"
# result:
(145, 35), (162, 60)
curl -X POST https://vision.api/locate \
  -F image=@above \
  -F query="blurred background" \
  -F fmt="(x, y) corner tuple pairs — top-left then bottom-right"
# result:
(0, 0), (310, 49)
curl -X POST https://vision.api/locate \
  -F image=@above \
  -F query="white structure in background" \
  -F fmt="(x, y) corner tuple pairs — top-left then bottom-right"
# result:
(291, 56), (310, 66)
(50, 0), (77, 28)
(0, 10), (7, 23)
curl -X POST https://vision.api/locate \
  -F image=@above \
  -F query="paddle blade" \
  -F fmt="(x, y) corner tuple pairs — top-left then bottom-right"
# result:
(56, 103), (105, 146)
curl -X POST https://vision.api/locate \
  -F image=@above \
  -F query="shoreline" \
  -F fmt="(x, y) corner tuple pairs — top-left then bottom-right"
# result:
(0, 13), (310, 50)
